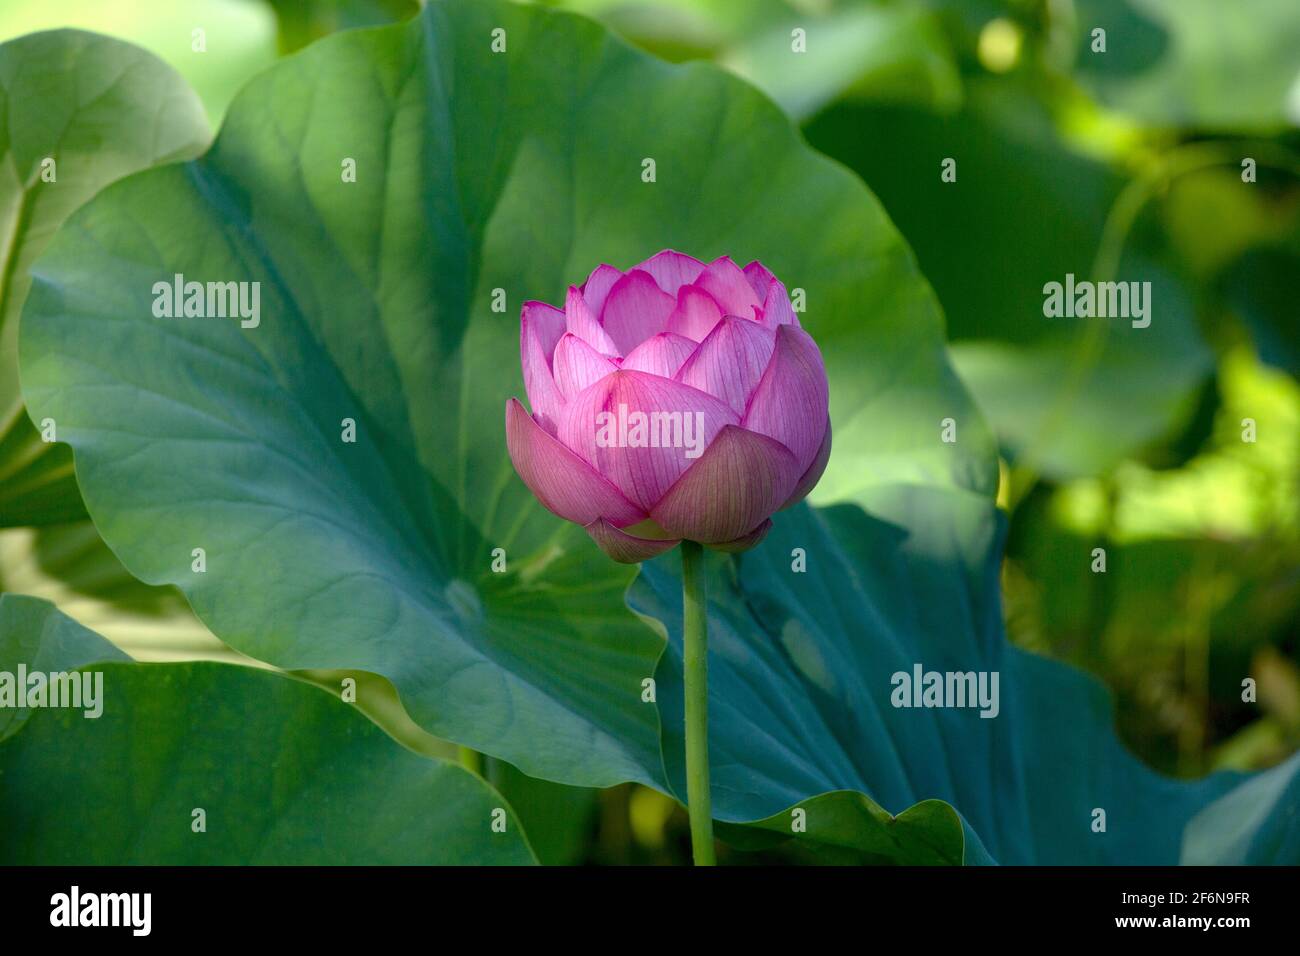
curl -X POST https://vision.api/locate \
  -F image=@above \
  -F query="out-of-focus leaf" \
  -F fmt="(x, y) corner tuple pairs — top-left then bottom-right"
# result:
(0, 604), (537, 865)
(1159, 167), (1291, 279)
(261, 0), (419, 53)
(563, 0), (962, 120)
(1070, 0), (1300, 132)
(20, 0), (990, 797)
(0, 30), (210, 527)
(0, 0), (278, 125)
(1224, 242), (1300, 378)
(804, 85), (1215, 479)
(720, 2), (961, 121)
(1002, 348), (1300, 774)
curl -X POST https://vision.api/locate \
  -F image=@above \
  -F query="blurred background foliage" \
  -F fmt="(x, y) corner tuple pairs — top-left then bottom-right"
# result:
(0, 0), (1296, 864)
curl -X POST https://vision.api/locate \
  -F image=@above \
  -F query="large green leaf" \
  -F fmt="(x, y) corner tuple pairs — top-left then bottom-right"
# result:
(1069, 0), (1300, 132)
(20, 0), (990, 795)
(0, 597), (536, 864)
(631, 493), (1300, 864)
(0, 30), (210, 526)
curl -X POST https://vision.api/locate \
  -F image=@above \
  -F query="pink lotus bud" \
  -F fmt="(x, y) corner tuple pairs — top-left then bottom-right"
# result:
(506, 250), (831, 563)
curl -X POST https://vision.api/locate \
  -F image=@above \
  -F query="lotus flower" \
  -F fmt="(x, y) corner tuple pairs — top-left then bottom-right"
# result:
(505, 250), (830, 563)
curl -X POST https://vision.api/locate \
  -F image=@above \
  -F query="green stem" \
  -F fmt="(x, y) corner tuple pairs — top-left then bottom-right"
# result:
(680, 540), (716, 866)
(458, 745), (483, 776)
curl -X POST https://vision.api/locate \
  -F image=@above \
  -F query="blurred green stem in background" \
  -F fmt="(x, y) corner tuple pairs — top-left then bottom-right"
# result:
(680, 540), (716, 866)
(1007, 139), (1300, 511)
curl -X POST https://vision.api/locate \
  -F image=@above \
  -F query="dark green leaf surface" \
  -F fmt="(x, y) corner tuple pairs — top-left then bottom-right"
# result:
(0, 605), (536, 865)
(20, 0), (989, 794)
(0, 29), (210, 526)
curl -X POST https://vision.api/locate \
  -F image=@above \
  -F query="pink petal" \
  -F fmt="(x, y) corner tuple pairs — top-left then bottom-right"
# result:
(558, 370), (738, 512)
(581, 264), (622, 315)
(553, 333), (618, 400)
(522, 300), (567, 359)
(506, 398), (644, 527)
(621, 332), (698, 379)
(649, 425), (799, 544)
(520, 302), (567, 432)
(634, 249), (706, 295)
(741, 324), (830, 473)
(759, 277), (798, 328)
(675, 316), (777, 415)
(664, 284), (724, 341)
(600, 269), (676, 355)
(781, 417), (831, 509)
(565, 285), (619, 357)
(585, 518), (680, 564)
(743, 260), (776, 299)
(707, 518), (772, 554)
(696, 256), (763, 318)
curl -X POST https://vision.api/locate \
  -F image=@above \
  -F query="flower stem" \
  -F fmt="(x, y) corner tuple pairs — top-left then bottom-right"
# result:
(458, 746), (483, 776)
(680, 540), (716, 866)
